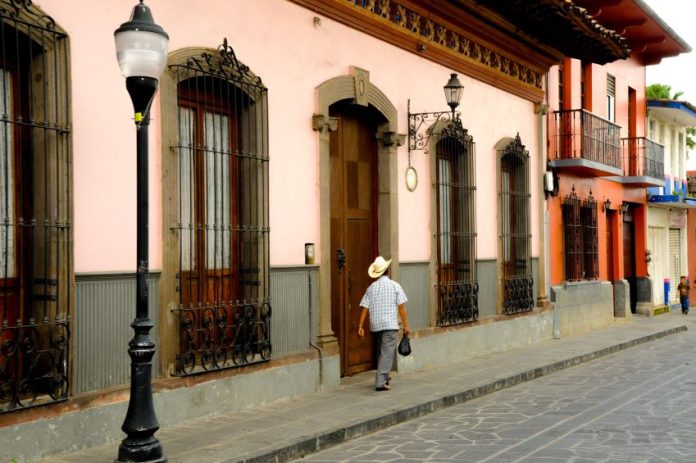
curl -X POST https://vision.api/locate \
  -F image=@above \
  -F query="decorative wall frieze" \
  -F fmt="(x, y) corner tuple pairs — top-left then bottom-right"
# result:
(291, 0), (548, 101)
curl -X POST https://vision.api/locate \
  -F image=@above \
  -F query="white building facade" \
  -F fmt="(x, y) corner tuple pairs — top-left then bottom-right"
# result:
(647, 99), (696, 309)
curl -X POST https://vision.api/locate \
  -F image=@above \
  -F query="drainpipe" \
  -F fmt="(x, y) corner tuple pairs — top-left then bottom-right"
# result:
(308, 273), (324, 388)
(539, 71), (559, 339)
(536, 72), (550, 304)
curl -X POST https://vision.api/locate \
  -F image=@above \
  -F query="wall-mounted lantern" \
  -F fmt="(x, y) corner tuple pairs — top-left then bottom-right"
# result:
(620, 202), (630, 215)
(603, 198), (612, 212)
(443, 73), (464, 115)
(406, 73), (466, 191)
(305, 242), (315, 265)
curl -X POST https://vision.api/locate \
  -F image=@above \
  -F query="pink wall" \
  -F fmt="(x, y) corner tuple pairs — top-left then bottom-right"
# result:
(38, 0), (541, 270)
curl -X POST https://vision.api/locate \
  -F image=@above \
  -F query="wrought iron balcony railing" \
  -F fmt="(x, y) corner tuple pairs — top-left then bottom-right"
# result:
(553, 109), (621, 169)
(621, 137), (664, 180)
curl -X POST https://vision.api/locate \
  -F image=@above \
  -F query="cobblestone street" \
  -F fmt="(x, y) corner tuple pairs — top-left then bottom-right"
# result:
(296, 323), (696, 463)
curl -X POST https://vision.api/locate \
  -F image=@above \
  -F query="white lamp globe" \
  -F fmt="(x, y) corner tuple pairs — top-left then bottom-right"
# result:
(114, 1), (169, 80)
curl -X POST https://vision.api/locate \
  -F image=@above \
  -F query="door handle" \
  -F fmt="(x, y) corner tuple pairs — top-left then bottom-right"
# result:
(337, 248), (347, 270)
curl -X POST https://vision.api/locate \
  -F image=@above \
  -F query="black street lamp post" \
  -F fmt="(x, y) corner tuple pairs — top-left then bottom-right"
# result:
(114, 1), (169, 462)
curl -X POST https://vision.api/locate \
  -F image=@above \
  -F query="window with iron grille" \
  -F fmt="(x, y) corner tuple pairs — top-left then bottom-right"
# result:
(581, 194), (598, 279)
(607, 74), (616, 123)
(0, 1), (71, 413)
(581, 61), (592, 111)
(562, 188), (598, 281)
(500, 135), (533, 314)
(436, 121), (478, 326)
(558, 63), (565, 111)
(170, 40), (270, 375)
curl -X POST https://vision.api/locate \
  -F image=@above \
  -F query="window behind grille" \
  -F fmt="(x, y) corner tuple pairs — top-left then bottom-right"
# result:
(607, 74), (616, 123)
(562, 189), (583, 281)
(558, 64), (565, 111)
(170, 42), (270, 375)
(562, 188), (598, 281)
(500, 135), (533, 314)
(581, 194), (598, 279)
(435, 123), (477, 326)
(0, 1), (72, 413)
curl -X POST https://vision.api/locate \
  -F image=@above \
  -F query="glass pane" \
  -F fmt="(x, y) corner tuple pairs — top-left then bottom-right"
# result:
(179, 106), (195, 271)
(204, 111), (231, 270)
(0, 69), (15, 279)
(438, 157), (451, 264)
(502, 170), (510, 262)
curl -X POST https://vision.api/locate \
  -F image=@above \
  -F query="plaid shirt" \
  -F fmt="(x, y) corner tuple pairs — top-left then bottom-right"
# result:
(359, 276), (408, 332)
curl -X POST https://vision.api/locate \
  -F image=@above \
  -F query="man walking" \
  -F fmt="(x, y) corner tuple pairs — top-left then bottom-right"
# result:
(357, 256), (410, 391)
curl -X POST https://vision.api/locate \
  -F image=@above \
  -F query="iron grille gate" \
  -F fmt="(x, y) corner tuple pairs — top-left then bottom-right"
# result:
(0, 1), (71, 413)
(581, 193), (598, 279)
(562, 187), (598, 281)
(500, 135), (533, 314)
(563, 188), (582, 281)
(171, 40), (271, 375)
(435, 122), (478, 326)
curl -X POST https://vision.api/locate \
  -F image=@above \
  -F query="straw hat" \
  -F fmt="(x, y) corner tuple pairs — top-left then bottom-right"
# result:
(368, 256), (392, 278)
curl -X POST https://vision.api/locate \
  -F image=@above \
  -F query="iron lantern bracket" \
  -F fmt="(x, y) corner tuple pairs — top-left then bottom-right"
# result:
(407, 99), (466, 158)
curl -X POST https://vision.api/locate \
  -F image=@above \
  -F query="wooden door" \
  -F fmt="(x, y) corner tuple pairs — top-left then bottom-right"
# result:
(623, 213), (636, 313)
(606, 210), (615, 282)
(329, 104), (377, 376)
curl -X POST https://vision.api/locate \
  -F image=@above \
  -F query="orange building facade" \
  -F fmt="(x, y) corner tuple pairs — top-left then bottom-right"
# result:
(546, 0), (689, 323)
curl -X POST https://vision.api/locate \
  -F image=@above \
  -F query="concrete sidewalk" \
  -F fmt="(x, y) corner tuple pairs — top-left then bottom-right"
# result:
(38, 313), (689, 463)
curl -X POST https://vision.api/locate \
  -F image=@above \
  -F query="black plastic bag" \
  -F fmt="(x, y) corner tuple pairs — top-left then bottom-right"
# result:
(397, 334), (411, 356)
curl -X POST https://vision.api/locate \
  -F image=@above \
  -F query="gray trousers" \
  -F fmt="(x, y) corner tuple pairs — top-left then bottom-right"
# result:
(374, 330), (398, 388)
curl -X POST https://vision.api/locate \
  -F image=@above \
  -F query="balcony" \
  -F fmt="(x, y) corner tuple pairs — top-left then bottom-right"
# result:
(618, 137), (664, 187)
(550, 109), (622, 176)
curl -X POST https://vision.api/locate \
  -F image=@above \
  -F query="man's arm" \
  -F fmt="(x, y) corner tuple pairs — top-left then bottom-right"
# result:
(398, 303), (410, 336)
(357, 307), (369, 338)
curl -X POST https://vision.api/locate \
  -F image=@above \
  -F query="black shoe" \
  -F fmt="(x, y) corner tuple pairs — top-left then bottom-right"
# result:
(375, 385), (391, 391)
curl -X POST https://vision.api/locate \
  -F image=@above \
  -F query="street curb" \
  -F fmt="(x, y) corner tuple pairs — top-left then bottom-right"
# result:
(234, 325), (687, 463)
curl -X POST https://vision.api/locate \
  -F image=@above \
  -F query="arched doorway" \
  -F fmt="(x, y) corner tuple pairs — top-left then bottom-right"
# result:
(315, 71), (401, 378)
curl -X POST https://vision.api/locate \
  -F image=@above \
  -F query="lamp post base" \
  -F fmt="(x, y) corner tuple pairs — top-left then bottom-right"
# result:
(116, 436), (167, 463)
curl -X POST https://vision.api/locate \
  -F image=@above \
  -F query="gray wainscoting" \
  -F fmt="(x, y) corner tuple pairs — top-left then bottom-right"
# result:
(74, 267), (320, 394)
(478, 258), (539, 319)
(398, 258), (540, 327)
(73, 259), (538, 393)
(477, 259), (497, 319)
(74, 272), (160, 394)
(532, 258), (539, 304)
(400, 262), (430, 331)
(270, 265), (318, 357)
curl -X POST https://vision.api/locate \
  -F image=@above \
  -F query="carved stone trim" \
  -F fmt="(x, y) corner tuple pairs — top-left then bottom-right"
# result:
(312, 113), (339, 132)
(352, 67), (370, 106)
(376, 131), (406, 147)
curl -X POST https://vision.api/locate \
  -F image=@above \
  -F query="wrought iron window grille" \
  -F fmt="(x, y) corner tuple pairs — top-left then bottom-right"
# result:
(411, 99), (479, 327)
(562, 187), (598, 282)
(170, 39), (271, 376)
(0, 0), (72, 413)
(581, 192), (598, 279)
(500, 134), (534, 315)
